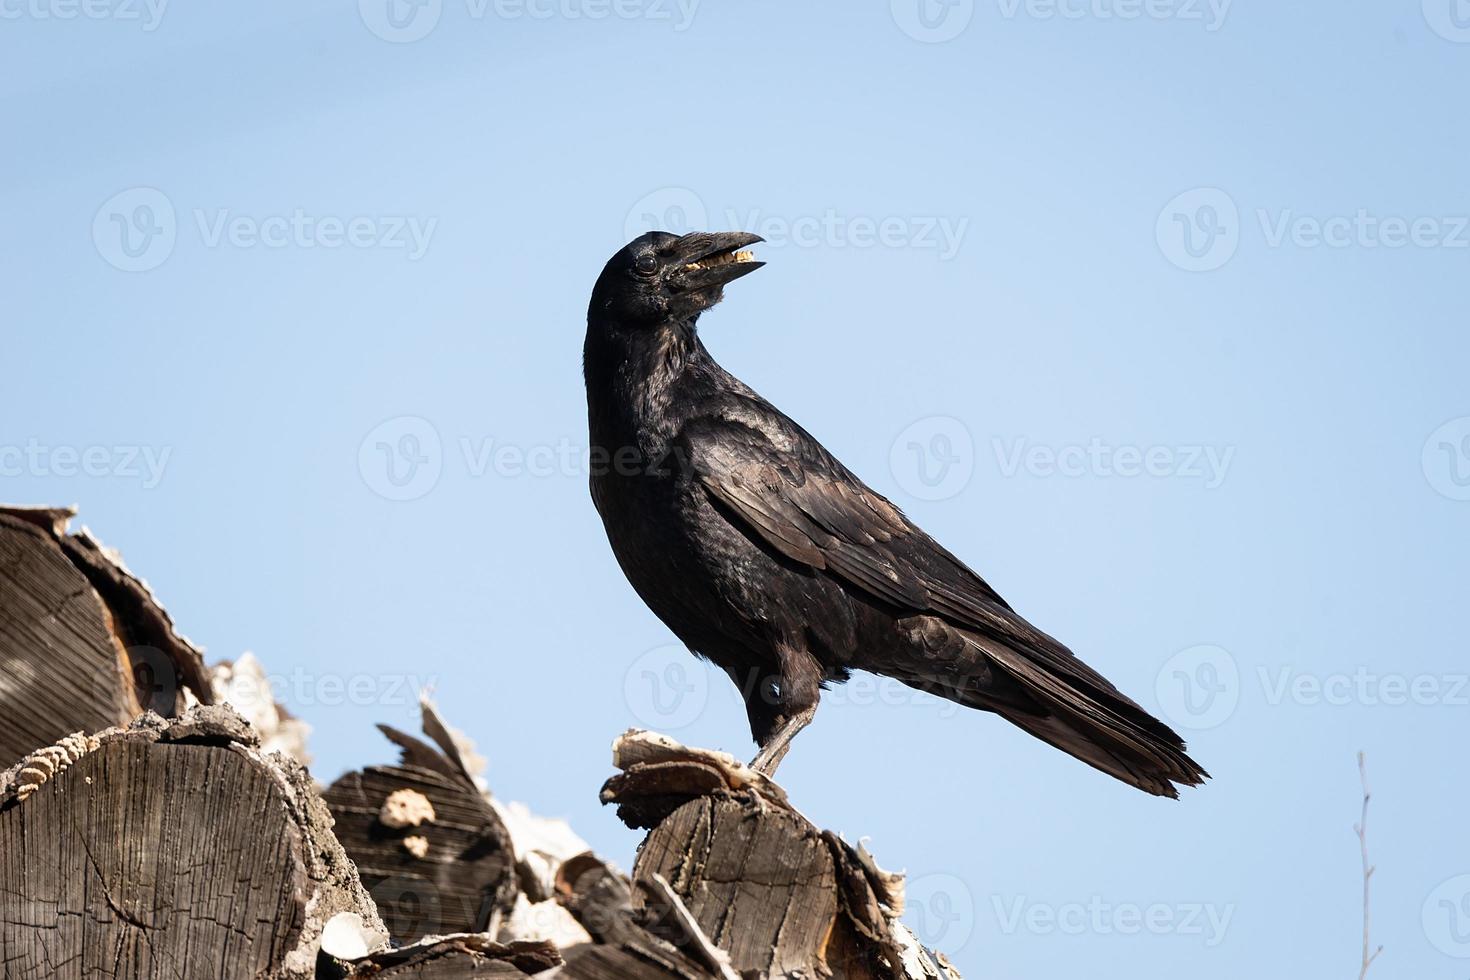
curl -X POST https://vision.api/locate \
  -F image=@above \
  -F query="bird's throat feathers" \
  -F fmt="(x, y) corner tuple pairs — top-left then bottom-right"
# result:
(585, 315), (707, 446)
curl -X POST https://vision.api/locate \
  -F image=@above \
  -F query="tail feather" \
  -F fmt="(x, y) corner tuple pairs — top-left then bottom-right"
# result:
(988, 694), (1205, 798)
(892, 622), (1209, 798)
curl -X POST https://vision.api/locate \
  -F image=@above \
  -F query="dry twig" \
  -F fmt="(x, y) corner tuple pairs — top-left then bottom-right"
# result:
(1354, 752), (1383, 980)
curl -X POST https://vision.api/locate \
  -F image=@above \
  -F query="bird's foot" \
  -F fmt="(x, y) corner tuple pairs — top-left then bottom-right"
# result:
(746, 704), (816, 778)
(748, 741), (790, 778)
(740, 787), (774, 821)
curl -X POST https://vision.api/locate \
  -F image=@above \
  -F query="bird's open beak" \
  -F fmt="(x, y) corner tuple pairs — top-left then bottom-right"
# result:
(672, 231), (766, 292)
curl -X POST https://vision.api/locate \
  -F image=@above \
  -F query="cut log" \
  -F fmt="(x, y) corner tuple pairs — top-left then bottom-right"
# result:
(0, 506), (967, 979)
(0, 505), (211, 768)
(602, 731), (963, 980)
(322, 704), (733, 980)
(0, 704), (383, 980)
(321, 710), (520, 944)
(0, 508), (136, 765)
(54, 525), (212, 714)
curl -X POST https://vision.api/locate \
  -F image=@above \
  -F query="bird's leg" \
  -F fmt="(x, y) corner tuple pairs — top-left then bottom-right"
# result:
(749, 704), (817, 776)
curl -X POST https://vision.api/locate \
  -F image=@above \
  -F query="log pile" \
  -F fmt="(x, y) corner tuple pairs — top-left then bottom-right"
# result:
(0, 505), (963, 980)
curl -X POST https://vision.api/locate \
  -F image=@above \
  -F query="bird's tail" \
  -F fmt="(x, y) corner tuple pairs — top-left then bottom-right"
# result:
(889, 621), (1209, 798)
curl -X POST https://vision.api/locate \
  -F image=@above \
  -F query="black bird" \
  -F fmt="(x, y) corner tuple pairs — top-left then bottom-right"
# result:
(584, 230), (1208, 796)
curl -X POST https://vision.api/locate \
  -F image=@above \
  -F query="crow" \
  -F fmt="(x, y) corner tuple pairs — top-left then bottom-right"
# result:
(584, 230), (1208, 796)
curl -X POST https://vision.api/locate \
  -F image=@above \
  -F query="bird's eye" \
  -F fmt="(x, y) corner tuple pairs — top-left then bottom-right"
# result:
(635, 254), (657, 276)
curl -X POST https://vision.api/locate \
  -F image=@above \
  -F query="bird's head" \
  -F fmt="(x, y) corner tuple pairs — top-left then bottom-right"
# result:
(733, 668), (811, 750)
(589, 230), (765, 328)
(744, 674), (791, 746)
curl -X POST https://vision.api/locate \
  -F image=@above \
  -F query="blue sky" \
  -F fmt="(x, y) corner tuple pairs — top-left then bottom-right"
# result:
(3, 2), (1468, 976)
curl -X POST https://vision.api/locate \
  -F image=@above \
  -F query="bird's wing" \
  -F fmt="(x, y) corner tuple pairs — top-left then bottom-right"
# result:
(681, 408), (1207, 797)
(684, 413), (1026, 639)
(682, 412), (1150, 715)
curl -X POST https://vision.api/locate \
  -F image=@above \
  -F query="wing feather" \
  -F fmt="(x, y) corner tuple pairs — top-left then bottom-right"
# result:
(682, 413), (1165, 721)
(677, 405), (1206, 795)
(684, 416), (1008, 629)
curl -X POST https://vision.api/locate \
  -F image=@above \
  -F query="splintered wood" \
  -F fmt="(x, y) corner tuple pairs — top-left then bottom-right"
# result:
(322, 719), (519, 943)
(0, 504), (963, 979)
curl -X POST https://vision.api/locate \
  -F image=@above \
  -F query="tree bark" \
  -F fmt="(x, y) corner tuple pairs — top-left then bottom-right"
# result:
(0, 705), (382, 980)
